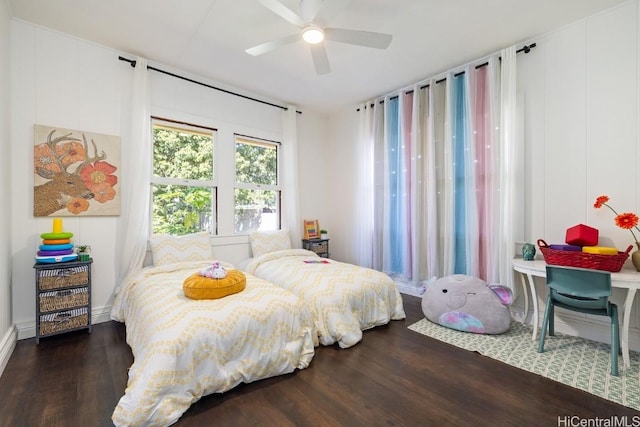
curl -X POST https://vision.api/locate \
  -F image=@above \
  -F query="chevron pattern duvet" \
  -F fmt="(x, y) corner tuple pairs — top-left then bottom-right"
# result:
(110, 260), (315, 427)
(246, 249), (406, 349)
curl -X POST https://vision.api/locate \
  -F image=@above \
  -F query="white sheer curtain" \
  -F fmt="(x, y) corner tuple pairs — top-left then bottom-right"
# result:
(479, 56), (502, 284)
(431, 79), (448, 277)
(356, 102), (375, 268)
(357, 100), (386, 270)
(498, 46), (521, 295)
(372, 102), (385, 270)
(114, 57), (151, 295)
(421, 81), (440, 279)
(281, 105), (301, 246)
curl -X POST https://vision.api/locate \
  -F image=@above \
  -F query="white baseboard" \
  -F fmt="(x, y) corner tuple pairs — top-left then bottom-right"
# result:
(395, 281), (425, 297)
(0, 325), (17, 378)
(397, 285), (423, 297)
(15, 305), (113, 340)
(510, 306), (640, 353)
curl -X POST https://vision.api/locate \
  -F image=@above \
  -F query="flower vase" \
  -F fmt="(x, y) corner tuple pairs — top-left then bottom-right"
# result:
(632, 243), (640, 272)
(522, 243), (536, 261)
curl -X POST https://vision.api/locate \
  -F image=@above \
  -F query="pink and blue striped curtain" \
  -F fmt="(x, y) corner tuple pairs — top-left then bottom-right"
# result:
(359, 55), (504, 287)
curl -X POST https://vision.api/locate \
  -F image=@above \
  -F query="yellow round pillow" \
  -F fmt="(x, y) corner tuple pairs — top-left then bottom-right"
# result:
(183, 269), (246, 300)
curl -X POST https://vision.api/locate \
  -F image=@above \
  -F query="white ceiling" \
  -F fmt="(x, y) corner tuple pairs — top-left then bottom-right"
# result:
(8, 0), (630, 113)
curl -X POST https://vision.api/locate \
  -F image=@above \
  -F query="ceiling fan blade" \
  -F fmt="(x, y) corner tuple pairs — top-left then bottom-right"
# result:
(256, 0), (305, 27)
(325, 28), (392, 49)
(245, 34), (301, 56)
(309, 44), (331, 75)
(313, 0), (352, 24)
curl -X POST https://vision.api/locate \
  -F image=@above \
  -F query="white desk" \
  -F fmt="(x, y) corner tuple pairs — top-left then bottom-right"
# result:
(512, 258), (640, 368)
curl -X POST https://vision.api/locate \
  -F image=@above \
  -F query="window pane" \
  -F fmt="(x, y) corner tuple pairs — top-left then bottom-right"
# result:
(234, 189), (279, 233)
(153, 125), (213, 180)
(235, 138), (277, 185)
(152, 184), (214, 235)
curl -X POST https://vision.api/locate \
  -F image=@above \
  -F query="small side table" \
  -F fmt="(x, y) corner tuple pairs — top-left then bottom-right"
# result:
(302, 239), (329, 258)
(33, 259), (93, 343)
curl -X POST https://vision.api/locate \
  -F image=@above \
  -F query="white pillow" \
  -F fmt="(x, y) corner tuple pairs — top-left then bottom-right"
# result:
(149, 232), (213, 266)
(250, 229), (291, 258)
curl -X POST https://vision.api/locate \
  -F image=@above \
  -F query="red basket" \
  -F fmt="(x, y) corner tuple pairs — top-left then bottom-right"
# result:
(537, 239), (632, 272)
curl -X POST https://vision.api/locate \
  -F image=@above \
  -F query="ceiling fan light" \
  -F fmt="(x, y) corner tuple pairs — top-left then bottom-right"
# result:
(302, 26), (324, 44)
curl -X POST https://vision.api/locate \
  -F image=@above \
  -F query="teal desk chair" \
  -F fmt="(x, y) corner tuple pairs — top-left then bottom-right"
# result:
(538, 265), (619, 376)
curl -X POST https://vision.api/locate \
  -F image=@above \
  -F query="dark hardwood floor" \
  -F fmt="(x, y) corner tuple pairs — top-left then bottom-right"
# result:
(1, 294), (638, 427)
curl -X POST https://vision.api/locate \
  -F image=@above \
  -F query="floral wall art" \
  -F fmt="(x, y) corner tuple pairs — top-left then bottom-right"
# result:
(33, 124), (121, 217)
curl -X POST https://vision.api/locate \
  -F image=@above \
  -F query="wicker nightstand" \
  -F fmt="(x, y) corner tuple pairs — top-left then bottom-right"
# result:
(302, 239), (329, 258)
(33, 259), (93, 343)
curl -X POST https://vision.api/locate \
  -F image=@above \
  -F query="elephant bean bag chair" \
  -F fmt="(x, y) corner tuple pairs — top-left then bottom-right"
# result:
(421, 275), (513, 334)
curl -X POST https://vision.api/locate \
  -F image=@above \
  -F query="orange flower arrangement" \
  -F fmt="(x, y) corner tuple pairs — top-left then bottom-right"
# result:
(593, 195), (640, 246)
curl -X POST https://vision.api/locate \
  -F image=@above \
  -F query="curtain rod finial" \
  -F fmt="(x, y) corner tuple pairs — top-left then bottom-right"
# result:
(118, 56), (137, 67)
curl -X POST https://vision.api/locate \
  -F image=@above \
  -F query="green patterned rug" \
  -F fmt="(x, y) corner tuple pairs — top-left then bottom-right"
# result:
(408, 319), (640, 410)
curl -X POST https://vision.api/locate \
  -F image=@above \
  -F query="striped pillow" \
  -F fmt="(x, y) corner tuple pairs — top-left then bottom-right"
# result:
(250, 229), (291, 258)
(150, 232), (212, 266)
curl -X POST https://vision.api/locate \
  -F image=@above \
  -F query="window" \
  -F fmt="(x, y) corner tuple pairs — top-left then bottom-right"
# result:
(234, 135), (280, 233)
(151, 119), (216, 235)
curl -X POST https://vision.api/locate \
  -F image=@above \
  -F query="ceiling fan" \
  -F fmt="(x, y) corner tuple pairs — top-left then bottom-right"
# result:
(245, 0), (393, 75)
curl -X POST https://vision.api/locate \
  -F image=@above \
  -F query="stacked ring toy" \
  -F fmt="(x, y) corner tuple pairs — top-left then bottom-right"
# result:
(35, 219), (78, 263)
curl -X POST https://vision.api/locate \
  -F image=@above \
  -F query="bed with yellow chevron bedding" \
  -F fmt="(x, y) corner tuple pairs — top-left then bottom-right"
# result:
(245, 249), (406, 349)
(110, 260), (316, 427)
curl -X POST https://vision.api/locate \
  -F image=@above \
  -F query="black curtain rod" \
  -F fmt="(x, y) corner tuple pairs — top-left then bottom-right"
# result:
(118, 56), (302, 114)
(516, 43), (536, 54)
(358, 43), (536, 110)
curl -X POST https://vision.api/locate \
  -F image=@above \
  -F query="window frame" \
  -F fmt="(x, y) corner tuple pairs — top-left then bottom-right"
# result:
(233, 133), (282, 233)
(150, 117), (219, 235)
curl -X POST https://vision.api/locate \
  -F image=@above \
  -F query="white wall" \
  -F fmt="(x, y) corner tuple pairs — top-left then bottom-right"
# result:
(519, 0), (640, 348)
(327, 0), (640, 349)
(9, 20), (328, 340)
(0, 0), (15, 376)
(10, 21), (129, 338)
(297, 110), (330, 234)
(325, 106), (361, 264)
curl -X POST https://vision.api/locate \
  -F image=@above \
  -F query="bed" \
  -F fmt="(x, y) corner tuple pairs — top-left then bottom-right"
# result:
(244, 230), (405, 349)
(109, 232), (316, 427)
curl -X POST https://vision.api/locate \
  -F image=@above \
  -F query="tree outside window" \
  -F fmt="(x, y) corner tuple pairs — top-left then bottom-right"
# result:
(151, 120), (216, 235)
(235, 136), (280, 233)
